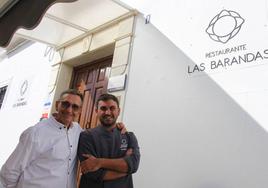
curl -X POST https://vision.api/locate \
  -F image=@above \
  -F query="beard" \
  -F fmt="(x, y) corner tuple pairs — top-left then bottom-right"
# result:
(99, 115), (117, 127)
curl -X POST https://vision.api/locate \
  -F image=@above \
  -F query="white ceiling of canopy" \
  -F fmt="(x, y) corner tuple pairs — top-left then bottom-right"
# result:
(13, 0), (134, 49)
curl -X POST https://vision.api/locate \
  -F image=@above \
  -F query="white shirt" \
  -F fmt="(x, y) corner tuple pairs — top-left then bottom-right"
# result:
(0, 116), (82, 188)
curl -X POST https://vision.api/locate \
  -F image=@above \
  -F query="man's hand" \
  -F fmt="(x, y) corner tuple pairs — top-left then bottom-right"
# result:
(116, 122), (127, 134)
(126, 148), (133, 156)
(80, 154), (101, 173)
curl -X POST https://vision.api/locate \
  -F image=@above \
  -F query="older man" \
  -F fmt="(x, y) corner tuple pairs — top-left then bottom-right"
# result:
(0, 89), (83, 188)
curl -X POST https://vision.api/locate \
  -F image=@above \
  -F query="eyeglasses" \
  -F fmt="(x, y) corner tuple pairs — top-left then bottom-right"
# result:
(60, 101), (81, 111)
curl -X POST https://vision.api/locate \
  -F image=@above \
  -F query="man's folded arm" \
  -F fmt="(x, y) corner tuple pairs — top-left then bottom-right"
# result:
(123, 132), (140, 174)
(90, 132), (140, 174)
(78, 131), (140, 182)
(102, 170), (127, 181)
(78, 131), (107, 182)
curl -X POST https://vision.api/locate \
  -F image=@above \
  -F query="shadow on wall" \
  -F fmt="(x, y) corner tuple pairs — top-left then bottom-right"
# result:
(123, 15), (268, 188)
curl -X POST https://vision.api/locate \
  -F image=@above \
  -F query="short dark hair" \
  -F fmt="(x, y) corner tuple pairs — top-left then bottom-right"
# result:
(59, 89), (83, 102)
(96, 93), (119, 108)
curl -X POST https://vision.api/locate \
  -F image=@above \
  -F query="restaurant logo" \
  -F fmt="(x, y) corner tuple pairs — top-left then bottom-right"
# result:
(13, 79), (31, 108)
(120, 138), (128, 151)
(206, 10), (244, 43)
(20, 80), (28, 96)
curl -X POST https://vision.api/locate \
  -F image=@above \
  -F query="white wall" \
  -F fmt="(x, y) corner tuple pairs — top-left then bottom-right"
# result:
(0, 43), (52, 167)
(123, 16), (268, 188)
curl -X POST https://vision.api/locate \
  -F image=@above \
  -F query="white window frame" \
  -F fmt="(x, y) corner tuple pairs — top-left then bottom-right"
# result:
(0, 79), (11, 110)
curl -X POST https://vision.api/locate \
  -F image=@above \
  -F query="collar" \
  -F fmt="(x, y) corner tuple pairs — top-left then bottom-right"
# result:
(50, 115), (74, 130)
(99, 124), (117, 132)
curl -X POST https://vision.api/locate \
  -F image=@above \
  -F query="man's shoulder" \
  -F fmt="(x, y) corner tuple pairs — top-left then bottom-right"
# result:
(80, 127), (98, 136)
(28, 117), (60, 135)
(79, 128), (100, 143)
(34, 117), (53, 126)
(83, 126), (98, 133)
(19, 124), (41, 143)
(126, 131), (139, 147)
(82, 126), (103, 138)
(27, 119), (52, 133)
(126, 131), (136, 136)
(23, 119), (48, 133)
(72, 122), (83, 132)
(120, 130), (136, 138)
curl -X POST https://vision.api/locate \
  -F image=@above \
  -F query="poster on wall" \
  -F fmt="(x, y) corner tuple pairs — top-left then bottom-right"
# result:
(40, 93), (53, 120)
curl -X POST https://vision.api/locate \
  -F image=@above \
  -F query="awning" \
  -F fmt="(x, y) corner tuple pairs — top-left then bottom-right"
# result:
(0, 0), (78, 47)
(0, 0), (134, 50)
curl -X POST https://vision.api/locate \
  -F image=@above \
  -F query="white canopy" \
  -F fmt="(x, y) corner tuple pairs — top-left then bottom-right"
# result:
(0, 0), (137, 53)
(14, 0), (134, 50)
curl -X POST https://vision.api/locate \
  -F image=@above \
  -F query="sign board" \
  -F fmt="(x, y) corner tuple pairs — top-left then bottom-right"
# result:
(107, 74), (127, 92)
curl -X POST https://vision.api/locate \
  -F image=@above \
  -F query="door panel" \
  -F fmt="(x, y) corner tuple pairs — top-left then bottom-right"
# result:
(71, 56), (112, 129)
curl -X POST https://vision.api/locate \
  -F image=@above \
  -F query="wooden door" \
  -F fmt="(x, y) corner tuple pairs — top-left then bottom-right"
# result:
(71, 56), (112, 129)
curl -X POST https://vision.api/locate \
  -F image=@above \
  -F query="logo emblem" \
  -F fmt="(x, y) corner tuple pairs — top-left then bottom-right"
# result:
(20, 80), (28, 96)
(120, 138), (128, 151)
(206, 10), (244, 43)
